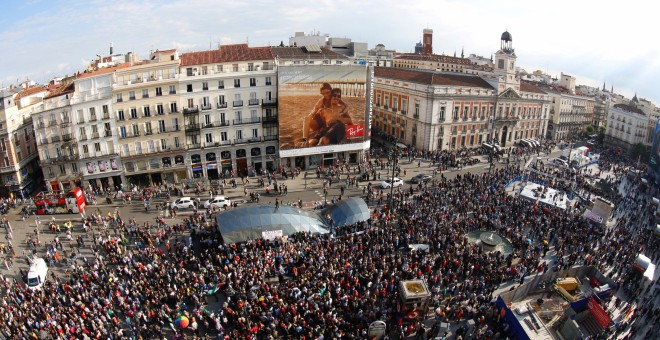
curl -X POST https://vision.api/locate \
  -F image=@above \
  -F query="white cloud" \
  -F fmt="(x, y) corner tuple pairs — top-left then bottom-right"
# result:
(0, 0), (658, 104)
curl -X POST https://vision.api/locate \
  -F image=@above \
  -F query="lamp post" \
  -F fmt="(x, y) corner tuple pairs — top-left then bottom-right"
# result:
(388, 147), (399, 210)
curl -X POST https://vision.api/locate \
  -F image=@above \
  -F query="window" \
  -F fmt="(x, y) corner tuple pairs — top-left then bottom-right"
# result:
(171, 118), (179, 131)
(82, 145), (89, 154)
(414, 103), (420, 118)
(169, 102), (178, 113)
(158, 120), (166, 133)
(202, 82), (208, 91)
(220, 132), (228, 141)
(143, 105), (151, 117)
(236, 130), (243, 140)
(186, 68), (194, 76)
(498, 59), (504, 69)
(132, 124), (140, 136)
(142, 89), (149, 98)
(205, 133), (212, 143)
(156, 104), (164, 115)
(155, 87), (162, 96)
(453, 106), (460, 120)
(265, 77), (272, 86)
(168, 85), (176, 94)
(59, 164), (66, 175)
(135, 142), (142, 154)
(376, 94), (381, 106)
(186, 84), (193, 93)
(130, 108), (138, 119)
(174, 137), (180, 148)
(473, 106), (478, 120)
(247, 63), (254, 71)
(71, 163), (77, 173)
(232, 64), (239, 72)
(402, 100), (408, 113)
(252, 128), (258, 138)
(463, 106), (469, 119)
(218, 95), (226, 105)
(218, 80), (224, 89)
(439, 106), (445, 122)
(145, 122), (153, 135)
(160, 139), (167, 150)
(201, 66), (207, 75)
(89, 107), (97, 121)
(129, 91), (136, 100)
(119, 126), (127, 138)
(481, 107), (486, 119)
(116, 93), (123, 102)
(104, 123), (111, 136)
(234, 79), (240, 88)
(94, 143), (101, 152)
(250, 78), (256, 87)
(148, 140), (155, 153)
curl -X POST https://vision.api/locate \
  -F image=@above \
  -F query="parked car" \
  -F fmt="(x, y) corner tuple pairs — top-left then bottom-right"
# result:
(410, 174), (433, 183)
(380, 177), (404, 189)
(171, 197), (196, 209)
(203, 196), (231, 209)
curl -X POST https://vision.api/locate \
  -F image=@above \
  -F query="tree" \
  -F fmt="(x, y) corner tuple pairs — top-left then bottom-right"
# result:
(597, 126), (606, 142)
(630, 142), (650, 163)
(584, 125), (595, 135)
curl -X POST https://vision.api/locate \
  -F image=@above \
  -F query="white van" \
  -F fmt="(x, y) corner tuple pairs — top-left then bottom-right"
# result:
(27, 258), (48, 290)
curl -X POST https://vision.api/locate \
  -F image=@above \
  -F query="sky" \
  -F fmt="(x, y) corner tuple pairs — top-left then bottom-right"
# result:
(1, 0), (658, 104)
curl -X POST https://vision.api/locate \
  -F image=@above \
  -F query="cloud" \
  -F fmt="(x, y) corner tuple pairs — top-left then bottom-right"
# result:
(0, 0), (658, 105)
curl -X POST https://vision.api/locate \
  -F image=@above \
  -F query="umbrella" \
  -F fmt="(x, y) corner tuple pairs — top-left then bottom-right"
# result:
(175, 315), (189, 329)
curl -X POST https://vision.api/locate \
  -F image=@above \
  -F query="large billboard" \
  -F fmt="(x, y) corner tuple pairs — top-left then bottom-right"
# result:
(278, 65), (371, 157)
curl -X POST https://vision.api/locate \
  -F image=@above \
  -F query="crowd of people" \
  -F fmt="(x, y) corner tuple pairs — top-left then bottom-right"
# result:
(0, 142), (657, 339)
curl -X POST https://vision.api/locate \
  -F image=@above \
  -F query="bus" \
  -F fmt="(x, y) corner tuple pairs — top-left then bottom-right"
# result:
(32, 187), (86, 215)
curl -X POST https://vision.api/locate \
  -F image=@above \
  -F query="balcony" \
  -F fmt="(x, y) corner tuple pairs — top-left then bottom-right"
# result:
(92, 132), (100, 139)
(401, 110), (407, 115)
(62, 134), (73, 142)
(37, 122), (45, 129)
(126, 132), (141, 138)
(51, 136), (61, 143)
(60, 118), (71, 126)
(169, 108), (179, 114)
(233, 117), (261, 125)
(48, 120), (57, 127)
(216, 140), (232, 146)
(102, 113), (111, 120)
(262, 115), (278, 124)
(263, 135), (278, 141)
(262, 98), (278, 106)
(217, 102), (228, 109)
(89, 116), (97, 122)
(144, 131), (154, 136)
(201, 103), (212, 111)
(183, 106), (199, 114)
(185, 123), (200, 131)
(104, 131), (113, 137)
(79, 135), (88, 141)
(248, 99), (260, 106)
(187, 143), (202, 149)
(234, 137), (261, 144)
(233, 100), (243, 107)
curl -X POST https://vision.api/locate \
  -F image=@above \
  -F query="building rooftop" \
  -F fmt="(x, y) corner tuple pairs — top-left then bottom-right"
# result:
(76, 65), (123, 79)
(44, 82), (75, 99)
(375, 67), (495, 89)
(271, 46), (348, 60)
(520, 81), (547, 94)
(14, 86), (47, 102)
(613, 103), (645, 115)
(394, 53), (472, 65)
(180, 44), (274, 66)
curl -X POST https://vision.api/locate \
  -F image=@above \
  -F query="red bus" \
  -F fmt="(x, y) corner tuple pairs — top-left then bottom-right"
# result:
(32, 187), (86, 215)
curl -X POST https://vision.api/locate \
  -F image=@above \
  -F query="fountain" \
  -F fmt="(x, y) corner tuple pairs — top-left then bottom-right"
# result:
(466, 231), (514, 255)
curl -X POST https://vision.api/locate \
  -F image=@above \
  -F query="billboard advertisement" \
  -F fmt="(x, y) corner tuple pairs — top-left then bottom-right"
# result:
(650, 119), (660, 174)
(278, 65), (371, 157)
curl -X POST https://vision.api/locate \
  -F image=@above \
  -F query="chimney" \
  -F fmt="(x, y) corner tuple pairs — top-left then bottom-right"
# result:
(110, 42), (113, 55)
(422, 29), (433, 55)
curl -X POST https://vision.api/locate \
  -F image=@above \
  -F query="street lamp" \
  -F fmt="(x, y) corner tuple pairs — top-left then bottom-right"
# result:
(388, 147), (400, 210)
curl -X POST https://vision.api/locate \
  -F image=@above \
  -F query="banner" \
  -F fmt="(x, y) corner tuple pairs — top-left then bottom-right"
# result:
(587, 296), (611, 328)
(262, 230), (283, 240)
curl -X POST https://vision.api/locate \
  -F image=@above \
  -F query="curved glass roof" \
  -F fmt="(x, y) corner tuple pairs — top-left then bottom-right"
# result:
(321, 197), (370, 227)
(216, 205), (329, 244)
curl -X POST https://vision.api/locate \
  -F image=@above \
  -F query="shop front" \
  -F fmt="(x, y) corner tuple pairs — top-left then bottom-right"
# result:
(85, 158), (123, 191)
(191, 154), (204, 179)
(250, 147), (263, 175)
(236, 149), (248, 177)
(206, 152), (219, 180)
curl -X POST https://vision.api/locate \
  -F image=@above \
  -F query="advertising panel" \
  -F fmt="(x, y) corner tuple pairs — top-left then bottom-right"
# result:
(650, 119), (660, 174)
(278, 65), (371, 157)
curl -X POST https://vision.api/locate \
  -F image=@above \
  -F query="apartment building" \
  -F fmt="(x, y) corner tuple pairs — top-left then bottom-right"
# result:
(179, 44), (278, 179)
(33, 81), (78, 192)
(544, 89), (596, 141)
(0, 87), (42, 196)
(70, 67), (124, 191)
(112, 49), (184, 186)
(605, 100), (648, 151)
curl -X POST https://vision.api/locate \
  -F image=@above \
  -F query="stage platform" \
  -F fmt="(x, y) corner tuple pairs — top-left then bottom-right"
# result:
(519, 182), (569, 210)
